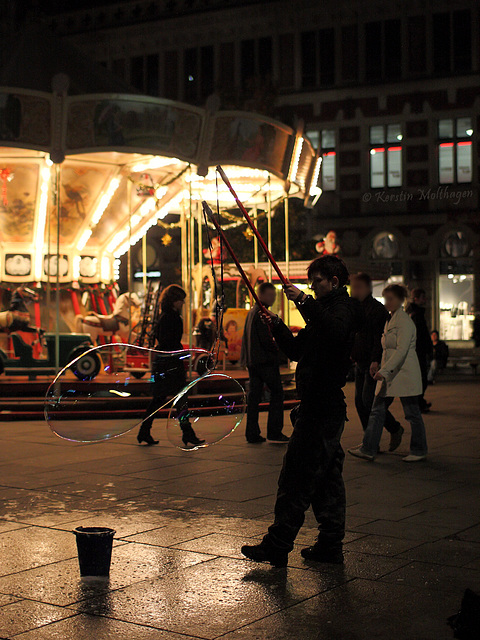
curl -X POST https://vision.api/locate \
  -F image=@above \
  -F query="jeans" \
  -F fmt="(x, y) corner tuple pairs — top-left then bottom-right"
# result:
(265, 402), (346, 552)
(246, 364), (284, 440)
(354, 365), (401, 433)
(362, 395), (428, 457)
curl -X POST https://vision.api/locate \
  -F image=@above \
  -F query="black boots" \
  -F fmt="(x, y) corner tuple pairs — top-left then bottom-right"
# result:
(137, 423), (159, 445)
(181, 421), (205, 448)
(300, 543), (344, 564)
(241, 542), (288, 568)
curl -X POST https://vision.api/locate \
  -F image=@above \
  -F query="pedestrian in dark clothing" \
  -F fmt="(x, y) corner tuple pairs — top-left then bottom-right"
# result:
(241, 282), (288, 444)
(350, 273), (403, 451)
(428, 330), (449, 382)
(241, 256), (363, 568)
(406, 288), (433, 412)
(137, 285), (204, 448)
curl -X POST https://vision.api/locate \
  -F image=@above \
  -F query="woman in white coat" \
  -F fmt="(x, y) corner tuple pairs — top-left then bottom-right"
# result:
(348, 284), (428, 462)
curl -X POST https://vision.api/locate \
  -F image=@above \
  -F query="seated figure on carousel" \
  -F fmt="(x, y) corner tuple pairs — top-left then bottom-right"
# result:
(0, 286), (40, 334)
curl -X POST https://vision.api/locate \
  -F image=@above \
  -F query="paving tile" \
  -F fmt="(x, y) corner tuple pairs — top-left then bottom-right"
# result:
(379, 561), (480, 593)
(352, 518), (460, 541)
(0, 600), (75, 637)
(0, 527), (77, 576)
(343, 534), (423, 557)
(72, 556), (348, 638)
(218, 578), (457, 640)
(0, 592), (20, 606)
(0, 543), (213, 606)
(14, 615), (197, 639)
(395, 538), (480, 567)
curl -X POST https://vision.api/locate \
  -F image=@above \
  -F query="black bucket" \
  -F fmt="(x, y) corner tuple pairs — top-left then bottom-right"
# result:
(73, 526), (116, 579)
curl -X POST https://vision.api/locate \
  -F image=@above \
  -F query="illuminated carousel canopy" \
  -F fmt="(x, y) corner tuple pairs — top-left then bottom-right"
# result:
(0, 34), (319, 284)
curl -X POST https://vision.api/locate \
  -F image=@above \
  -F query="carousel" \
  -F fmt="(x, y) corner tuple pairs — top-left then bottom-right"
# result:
(0, 43), (319, 380)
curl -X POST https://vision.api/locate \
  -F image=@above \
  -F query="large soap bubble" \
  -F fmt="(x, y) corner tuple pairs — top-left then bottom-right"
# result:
(167, 373), (246, 451)
(44, 344), (245, 447)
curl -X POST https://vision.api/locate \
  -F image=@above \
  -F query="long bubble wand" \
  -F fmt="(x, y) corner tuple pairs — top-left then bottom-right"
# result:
(202, 202), (270, 314)
(216, 165), (289, 286)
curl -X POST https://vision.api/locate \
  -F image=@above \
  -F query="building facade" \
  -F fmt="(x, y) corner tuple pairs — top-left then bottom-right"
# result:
(44, 0), (480, 339)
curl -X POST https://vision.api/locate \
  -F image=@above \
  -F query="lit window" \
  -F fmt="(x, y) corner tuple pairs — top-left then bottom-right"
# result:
(438, 118), (473, 184)
(369, 125), (402, 188)
(320, 129), (336, 191)
(306, 130), (320, 149)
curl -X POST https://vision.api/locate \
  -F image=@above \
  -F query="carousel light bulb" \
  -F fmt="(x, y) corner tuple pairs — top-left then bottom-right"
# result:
(309, 157), (323, 195)
(131, 156), (181, 173)
(76, 228), (92, 251)
(72, 255), (81, 280)
(91, 177), (121, 226)
(34, 165), (52, 280)
(289, 137), (304, 182)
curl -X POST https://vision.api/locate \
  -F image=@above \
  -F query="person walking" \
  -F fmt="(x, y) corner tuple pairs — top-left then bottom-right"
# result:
(350, 273), (403, 452)
(137, 285), (205, 447)
(241, 282), (288, 443)
(428, 330), (449, 383)
(348, 284), (428, 463)
(241, 256), (362, 568)
(406, 288), (433, 412)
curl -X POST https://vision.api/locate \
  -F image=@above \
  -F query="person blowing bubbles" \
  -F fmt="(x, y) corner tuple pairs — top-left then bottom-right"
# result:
(242, 256), (362, 568)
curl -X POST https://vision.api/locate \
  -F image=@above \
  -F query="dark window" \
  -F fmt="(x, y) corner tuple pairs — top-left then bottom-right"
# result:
(146, 54), (159, 95)
(365, 22), (382, 81)
(258, 37), (273, 79)
(319, 28), (335, 86)
(433, 12), (450, 72)
(164, 50), (178, 100)
(407, 16), (426, 73)
(301, 30), (317, 87)
(184, 48), (198, 102)
(278, 33), (295, 87)
(241, 39), (255, 87)
(131, 56), (144, 91)
(219, 42), (235, 88)
(341, 25), (358, 82)
(453, 10), (472, 71)
(384, 19), (401, 79)
(112, 59), (126, 80)
(200, 46), (214, 101)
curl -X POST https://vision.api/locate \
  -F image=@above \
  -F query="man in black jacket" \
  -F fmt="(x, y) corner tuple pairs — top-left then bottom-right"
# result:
(242, 256), (363, 568)
(241, 282), (288, 443)
(350, 273), (403, 451)
(406, 288), (433, 412)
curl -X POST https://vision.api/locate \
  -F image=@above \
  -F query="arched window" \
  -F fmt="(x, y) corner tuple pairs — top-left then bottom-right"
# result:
(443, 231), (470, 258)
(373, 231), (399, 259)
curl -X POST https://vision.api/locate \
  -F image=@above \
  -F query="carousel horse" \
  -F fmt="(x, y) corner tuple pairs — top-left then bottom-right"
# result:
(0, 286), (40, 333)
(75, 292), (141, 344)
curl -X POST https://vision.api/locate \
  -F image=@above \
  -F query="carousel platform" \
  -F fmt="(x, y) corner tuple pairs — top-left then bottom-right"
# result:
(0, 367), (297, 421)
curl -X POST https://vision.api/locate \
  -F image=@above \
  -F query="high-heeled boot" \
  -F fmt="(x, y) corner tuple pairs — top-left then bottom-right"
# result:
(180, 421), (205, 447)
(137, 424), (159, 445)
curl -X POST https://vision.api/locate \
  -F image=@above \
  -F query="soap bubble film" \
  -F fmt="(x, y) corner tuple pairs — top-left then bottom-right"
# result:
(44, 343), (240, 443)
(167, 373), (246, 450)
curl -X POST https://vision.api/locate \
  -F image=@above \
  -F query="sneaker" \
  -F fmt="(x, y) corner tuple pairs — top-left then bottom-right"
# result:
(246, 435), (266, 444)
(241, 543), (288, 568)
(403, 454), (427, 462)
(301, 544), (344, 564)
(348, 447), (375, 461)
(389, 426), (404, 452)
(268, 433), (290, 443)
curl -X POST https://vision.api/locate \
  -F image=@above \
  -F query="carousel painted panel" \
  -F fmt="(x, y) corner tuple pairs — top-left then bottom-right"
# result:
(47, 161), (114, 245)
(209, 113), (294, 178)
(0, 90), (51, 149)
(65, 97), (203, 160)
(0, 161), (39, 244)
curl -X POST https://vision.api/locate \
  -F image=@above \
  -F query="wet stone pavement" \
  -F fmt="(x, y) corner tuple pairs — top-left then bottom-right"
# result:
(0, 380), (479, 639)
